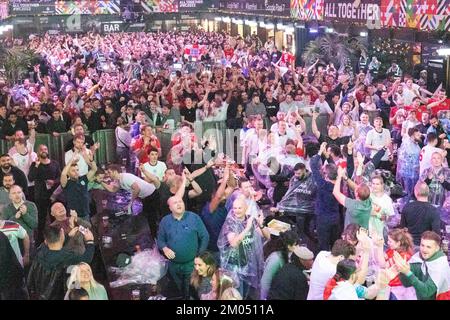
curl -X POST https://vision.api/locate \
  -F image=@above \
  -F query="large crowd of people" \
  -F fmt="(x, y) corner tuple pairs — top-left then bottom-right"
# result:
(0, 29), (449, 300)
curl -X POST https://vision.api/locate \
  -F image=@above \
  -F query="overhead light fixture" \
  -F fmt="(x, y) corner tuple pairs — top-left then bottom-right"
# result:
(232, 18), (243, 24)
(437, 48), (450, 56)
(325, 27), (334, 33)
(245, 20), (257, 26)
(309, 28), (318, 33)
(214, 17), (221, 21)
(360, 31), (368, 37)
(264, 23), (274, 29)
(222, 17), (231, 23)
(438, 40), (443, 44)
(296, 24), (305, 29)
(259, 21), (265, 28)
(276, 23), (285, 30)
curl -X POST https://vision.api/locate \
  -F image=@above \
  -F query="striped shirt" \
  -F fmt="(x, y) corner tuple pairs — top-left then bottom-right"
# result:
(0, 220), (27, 266)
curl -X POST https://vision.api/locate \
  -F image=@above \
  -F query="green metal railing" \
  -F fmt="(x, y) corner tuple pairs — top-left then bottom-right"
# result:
(0, 115), (332, 167)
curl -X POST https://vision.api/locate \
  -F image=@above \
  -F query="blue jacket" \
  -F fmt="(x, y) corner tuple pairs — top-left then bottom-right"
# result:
(310, 155), (340, 224)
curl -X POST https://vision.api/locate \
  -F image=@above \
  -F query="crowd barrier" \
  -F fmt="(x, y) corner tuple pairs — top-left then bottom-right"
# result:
(0, 114), (334, 167)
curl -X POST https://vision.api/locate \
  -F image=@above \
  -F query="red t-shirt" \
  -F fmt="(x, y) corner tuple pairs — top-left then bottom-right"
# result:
(224, 48), (234, 60)
(356, 91), (367, 104)
(131, 136), (161, 163)
(385, 249), (412, 287)
(425, 98), (450, 115)
(281, 52), (295, 65)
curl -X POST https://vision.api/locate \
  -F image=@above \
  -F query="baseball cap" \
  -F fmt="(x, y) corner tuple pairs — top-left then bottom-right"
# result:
(293, 246), (314, 260)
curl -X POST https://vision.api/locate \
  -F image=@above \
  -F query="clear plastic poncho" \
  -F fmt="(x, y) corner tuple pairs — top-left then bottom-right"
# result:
(109, 247), (168, 287)
(217, 211), (264, 291)
(277, 172), (317, 215)
(396, 137), (421, 181)
(421, 166), (450, 211)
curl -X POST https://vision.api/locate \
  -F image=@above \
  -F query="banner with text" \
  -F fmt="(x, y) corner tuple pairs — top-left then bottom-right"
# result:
(219, 0), (290, 16)
(179, 0), (209, 11)
(323, 0), (381, 25)
(10, 0), (55, 15)
(10, 0), (121, 15)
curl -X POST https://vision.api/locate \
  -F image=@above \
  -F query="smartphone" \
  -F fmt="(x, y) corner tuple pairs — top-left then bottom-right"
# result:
(78, 225), (88, 235)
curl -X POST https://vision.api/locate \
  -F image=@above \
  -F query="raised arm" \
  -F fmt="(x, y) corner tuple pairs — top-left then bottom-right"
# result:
(311, 111), (321, 139)
(332, 167), (347, 206)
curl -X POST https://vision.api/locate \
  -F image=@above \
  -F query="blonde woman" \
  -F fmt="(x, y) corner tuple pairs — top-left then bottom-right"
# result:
(65, 263), (108, 300)
(338, 114), (356, 137)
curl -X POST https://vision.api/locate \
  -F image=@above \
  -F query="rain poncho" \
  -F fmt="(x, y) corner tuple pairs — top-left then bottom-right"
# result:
(217, 211), (264, 291)
(421, 166), (450, 209)
(396, 137), (421, 183)
(277, 171), (317, 215)
(109, 247), (168, 287)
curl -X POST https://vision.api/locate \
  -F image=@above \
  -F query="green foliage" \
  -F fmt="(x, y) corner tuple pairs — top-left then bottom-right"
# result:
(302, 34), (367, 69)
(369, 38), (412, 76)
(0, 47), (40, 86)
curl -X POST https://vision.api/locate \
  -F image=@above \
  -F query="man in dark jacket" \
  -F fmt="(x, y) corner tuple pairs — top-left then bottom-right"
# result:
(268, 246), (314, 300)
(277, 163), (317, 243)
(0, 153), (29, 197)
(310, 143), (341, 251)
(27, 224), (95, 300)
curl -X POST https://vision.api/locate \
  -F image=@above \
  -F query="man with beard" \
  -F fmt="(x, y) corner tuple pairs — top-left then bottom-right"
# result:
(395, 231), (450, 300)
(0, 173), (14, 210)
(28, 145), (61, 245)
(64, 124), (96, 153)
(0, 154), (28, 197)
(276, 163), (317, 243)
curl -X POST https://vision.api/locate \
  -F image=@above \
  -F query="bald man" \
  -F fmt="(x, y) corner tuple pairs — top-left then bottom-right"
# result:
(400, 182), (441, 246)
(1, 185), (38, 237)
(157, 196), (209, 299)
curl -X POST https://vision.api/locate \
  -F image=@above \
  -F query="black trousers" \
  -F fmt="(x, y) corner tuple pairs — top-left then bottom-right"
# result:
(35, 198), (51, 246)
(317, 221), (339, 252)
(141, 190), (161, 239)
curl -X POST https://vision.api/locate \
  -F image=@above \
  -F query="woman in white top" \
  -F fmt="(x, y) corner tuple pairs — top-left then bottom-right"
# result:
(360, 95), (377, 111)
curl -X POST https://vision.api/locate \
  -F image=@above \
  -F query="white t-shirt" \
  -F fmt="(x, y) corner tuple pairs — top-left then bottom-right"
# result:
(273, 130), (296, 147)
(8, 140), (34, 156)
(307, 251), (337, 300)
(402, 84), (420, 105)
(365, 128), (391, 161)
(328, 281), (360, 300)
(65, 149), (91, 177)
(141, 161), (167, 181)
(419, 145), (442, 176)
(212, 102), (228, 122)
(11, 152), (38, 186)
(314, 99), (333, 114)
(119, 173), (155, 198)
(243, 128), (260, 157)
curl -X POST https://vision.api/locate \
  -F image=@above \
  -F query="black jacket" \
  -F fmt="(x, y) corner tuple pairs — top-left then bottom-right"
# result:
(0, 167), (29, 197)
(27, 243), (95, 300)
(268, 262), (309, 300)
